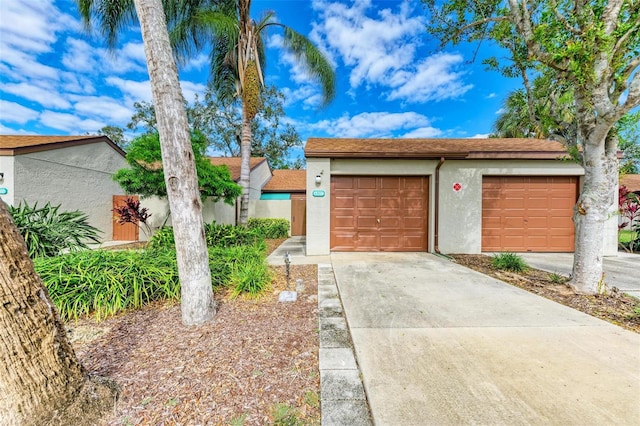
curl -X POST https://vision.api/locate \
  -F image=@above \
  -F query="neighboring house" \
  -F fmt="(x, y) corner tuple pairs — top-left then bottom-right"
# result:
(619, 174), (640, 231)
(0, 135), (131, 241)
(255, 169), (307, 236)
(143, 157), (273, 230)
(305, 138), (619, 256)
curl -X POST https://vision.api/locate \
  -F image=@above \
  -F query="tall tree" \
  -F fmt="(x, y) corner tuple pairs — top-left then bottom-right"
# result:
(424, 0), (640, 293)
(77, 0), (216, 325)
(174, 0), (335, 224)
(127, 85), (304, 168)
(0, 200), (117, 424)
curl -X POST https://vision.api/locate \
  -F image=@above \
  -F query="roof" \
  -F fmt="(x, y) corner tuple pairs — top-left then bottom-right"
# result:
(208, 157), (268, 181)
(620, 174), (640, 192)
(0, 135), (125, 156)
(304, 138), (569, 159)
(262, 169), (306, 193)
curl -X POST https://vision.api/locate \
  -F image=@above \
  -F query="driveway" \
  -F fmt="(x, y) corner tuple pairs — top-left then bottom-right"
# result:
(516, 252), (640, 298)
(331, 252), (640, 425)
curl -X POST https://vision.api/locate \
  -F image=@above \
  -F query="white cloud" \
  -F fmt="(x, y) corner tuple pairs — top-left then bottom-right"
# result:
(495, 108), (506, 115)
(183, 53), (209, 72)
(401, 126), (443, 138)
(40, 110), (104, 133)
(1, 82), (71, 109)
(0, 100), (39, 124)
(68, 95), (133, 124)
(486, 93), (496, 99)
(310, 0), (471, 103)
(310, 111), (433, 138)
(469, 133), (491, 139)
(106, 77), (152, 102)
(180, 80), (207, 103)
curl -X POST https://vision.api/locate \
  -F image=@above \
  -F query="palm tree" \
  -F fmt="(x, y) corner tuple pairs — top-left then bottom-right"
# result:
(175, 0), (335, 225)
(77, 0), (215, 325)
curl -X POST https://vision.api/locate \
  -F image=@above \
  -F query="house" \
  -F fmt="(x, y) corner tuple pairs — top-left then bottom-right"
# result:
(255, 169), (306, 236)
(620, 174), (640, 195)
(0, 135), (130, 241)
(304, 138), (619, 255)
(143, 157), (272, 230)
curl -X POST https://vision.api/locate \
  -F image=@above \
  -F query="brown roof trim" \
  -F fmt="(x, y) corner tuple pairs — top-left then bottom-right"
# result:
(0, 135), (125, 157)
(304, 137), (569, 160)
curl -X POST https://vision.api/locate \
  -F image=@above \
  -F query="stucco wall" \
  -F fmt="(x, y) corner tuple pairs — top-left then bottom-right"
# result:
(250, 199), (291, 221)
(13, 143), (127, 241)
(0, 156), (15, 206)
(306, 157), (618, 256)
(249, 161), (272, 199)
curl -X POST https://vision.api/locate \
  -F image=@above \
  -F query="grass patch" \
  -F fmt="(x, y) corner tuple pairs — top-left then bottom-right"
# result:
(491, 252), (529, 273)
(619, 229), (637, 244)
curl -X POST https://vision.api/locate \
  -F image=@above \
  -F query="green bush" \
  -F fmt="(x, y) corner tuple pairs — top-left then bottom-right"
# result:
(36, 243), (272, 320)
(35, 249), (180, 321)
(491, 252), (529, 273)
(9, 201), (101, 258)
(149, 223), (264, 249)
(206, 222), (263, 247)
(247, 218), (290, 239)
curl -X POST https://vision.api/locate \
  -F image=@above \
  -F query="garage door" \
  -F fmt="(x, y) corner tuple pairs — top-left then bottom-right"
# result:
(331, 176), (428, 251)
(482, 176), (578, 252)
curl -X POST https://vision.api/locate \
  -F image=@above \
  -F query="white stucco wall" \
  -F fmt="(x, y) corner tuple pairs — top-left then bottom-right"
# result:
(249, 161), (272, 199)
(0, 156), (15, 206)
(249, 199), (291, 220)
(13, 143), (127, 241)
(306, 157), (618, 256)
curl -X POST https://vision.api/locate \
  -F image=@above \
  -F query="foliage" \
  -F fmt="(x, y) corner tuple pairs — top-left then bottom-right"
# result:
(112, 197), (152, 238)
(36, 242), (271, 321)
(618, 112), (640, 174)
(8, 201), (101, 258)
(491, 253), (529, 273)
(270, 403), (303, 426)
(113, 131), (241, 202)
(618, 186), (640, 252)
(247, 218), (290, 239)
(98, 125), (129, 149)
(34, 249), (180, 321)
(149, 223), (266, 250)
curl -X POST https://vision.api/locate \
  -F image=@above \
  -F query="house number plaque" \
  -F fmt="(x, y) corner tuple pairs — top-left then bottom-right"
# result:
(312, 190), (325, 197)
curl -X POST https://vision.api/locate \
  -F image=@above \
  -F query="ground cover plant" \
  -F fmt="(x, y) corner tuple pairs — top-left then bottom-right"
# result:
(9, 201), (101, 258)
(491, 252), (529, 273)
(248, 218), (290, 239)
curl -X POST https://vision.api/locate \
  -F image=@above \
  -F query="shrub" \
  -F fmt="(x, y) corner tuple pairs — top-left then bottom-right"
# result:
(34, 249), (180, 321)
(206, 222), (263, 247)
(209, 244), (269, 291)
(247, 218), (290, 239)
(491, 252), (529, 273)
(9, 201), (101, 258)
(149, 223), (265, 249)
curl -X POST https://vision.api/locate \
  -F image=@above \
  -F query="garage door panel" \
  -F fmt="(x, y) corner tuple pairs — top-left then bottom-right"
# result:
(331, 176), (428, 252)
(482, 176), (577, 252)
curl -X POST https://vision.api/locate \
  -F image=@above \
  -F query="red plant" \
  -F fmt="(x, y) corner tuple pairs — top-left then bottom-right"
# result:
(618, 185), (640, 252)
(112, 197), (152, 237)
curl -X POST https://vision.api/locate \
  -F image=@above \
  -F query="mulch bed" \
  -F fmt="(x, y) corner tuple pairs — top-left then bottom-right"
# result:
(450, 254), (640, 333)
(68, 240), (319, 425)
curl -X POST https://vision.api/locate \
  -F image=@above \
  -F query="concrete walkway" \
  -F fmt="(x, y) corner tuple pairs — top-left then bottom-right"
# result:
(331, 252), (640, 425)
(516, 252), (640, 298)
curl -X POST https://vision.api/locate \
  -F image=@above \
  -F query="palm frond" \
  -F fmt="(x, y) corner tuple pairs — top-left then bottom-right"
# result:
(76, 0), (137, 48)
(282, 26), (336, 106)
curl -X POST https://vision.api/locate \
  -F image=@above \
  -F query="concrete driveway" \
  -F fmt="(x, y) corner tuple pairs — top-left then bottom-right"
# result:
(331, 252), (640, 425)
(517, 252), (640, 298)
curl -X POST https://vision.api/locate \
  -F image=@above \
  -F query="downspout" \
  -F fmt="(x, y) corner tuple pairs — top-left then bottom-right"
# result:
(434, 157), (445, 254)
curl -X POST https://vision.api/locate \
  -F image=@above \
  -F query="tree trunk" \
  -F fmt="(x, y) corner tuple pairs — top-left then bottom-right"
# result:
(238, 105), (252, 226)
(570, 130), (618, 293)
(0, 200), (117, 425)
(134, 0), (215, 325)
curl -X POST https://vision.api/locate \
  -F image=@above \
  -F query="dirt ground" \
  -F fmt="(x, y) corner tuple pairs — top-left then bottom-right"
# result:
(68, 240), (318, 425)
(451, 254), (640, 333)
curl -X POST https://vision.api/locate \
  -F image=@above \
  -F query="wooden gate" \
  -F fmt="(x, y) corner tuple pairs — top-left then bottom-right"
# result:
(291, 195), (306, 236)
(112, 195), (140, 241)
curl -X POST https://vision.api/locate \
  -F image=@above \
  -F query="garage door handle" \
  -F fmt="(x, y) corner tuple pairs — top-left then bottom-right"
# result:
(377, 218), (380, 223)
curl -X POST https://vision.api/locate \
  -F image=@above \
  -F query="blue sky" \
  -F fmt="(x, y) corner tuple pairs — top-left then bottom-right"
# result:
(0, 0), (523, 143)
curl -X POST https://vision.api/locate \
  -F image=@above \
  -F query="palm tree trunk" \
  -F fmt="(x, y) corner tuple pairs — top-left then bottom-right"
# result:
(134, 0), (215, 325)
(0, 200), (116, 425)
(238, 105), (252, 226)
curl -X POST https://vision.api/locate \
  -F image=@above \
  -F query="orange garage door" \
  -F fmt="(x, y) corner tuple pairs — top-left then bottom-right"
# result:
(482, 176), (578, 252)
(331, 176), (428, 252)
